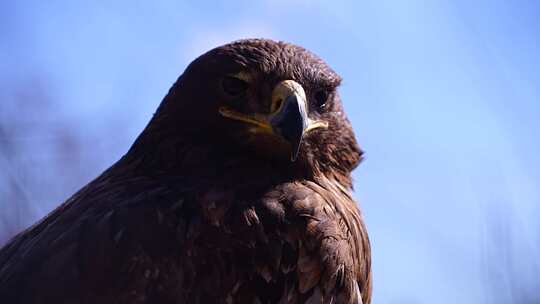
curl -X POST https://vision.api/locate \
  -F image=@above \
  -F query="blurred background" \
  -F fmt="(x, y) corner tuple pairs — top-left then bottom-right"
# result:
(1, 0), (539, 303)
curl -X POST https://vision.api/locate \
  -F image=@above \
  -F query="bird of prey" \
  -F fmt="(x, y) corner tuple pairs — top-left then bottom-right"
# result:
(0, 39), (371, 304)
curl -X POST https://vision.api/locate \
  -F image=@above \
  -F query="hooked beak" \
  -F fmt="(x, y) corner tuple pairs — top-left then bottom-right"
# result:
(219, 80), (328, 161)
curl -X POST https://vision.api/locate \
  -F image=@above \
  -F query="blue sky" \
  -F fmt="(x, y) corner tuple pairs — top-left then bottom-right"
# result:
(1, 1), (539, 303)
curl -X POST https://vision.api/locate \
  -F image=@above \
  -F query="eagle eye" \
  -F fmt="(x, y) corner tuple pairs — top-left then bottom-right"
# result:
(313, 89), (330, 109)
(221, 76), (249, 96)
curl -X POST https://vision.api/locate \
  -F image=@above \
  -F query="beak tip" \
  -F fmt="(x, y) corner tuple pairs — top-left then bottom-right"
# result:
(289, 138), (302, 162)
(290, 151), (298, 162)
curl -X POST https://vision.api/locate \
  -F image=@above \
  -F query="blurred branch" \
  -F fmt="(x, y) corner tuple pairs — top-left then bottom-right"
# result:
(0, 126), (34, 245)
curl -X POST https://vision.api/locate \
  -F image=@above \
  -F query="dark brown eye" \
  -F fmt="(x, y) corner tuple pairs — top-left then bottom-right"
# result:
(222, 76), (249, 96)
(314, 89), (330, 109)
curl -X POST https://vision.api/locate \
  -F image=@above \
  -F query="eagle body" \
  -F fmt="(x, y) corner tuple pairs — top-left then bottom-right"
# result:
(0, 39), (372, 304)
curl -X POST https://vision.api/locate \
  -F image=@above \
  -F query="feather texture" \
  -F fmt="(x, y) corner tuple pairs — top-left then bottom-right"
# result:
(0, 39), (371, 304)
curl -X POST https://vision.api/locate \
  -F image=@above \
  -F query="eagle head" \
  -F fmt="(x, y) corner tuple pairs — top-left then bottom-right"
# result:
(135, 39), (363, 184)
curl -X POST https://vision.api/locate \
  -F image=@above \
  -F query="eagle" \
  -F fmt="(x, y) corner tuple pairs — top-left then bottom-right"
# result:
(0, 39), (371, 304)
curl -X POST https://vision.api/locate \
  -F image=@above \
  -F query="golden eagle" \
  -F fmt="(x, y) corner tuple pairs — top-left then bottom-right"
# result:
(0, 39), (371, 304)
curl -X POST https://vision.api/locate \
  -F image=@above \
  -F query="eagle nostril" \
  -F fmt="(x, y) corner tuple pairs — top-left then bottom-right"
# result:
(273, 98), (283, 114)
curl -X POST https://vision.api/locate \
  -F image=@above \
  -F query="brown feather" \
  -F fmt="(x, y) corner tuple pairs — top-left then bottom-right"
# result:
(0, 38), (371, 304)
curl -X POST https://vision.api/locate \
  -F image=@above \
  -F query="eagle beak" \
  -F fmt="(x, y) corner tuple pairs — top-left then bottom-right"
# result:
(269, 80), (309, 161)
(219, 80), (328, 161)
